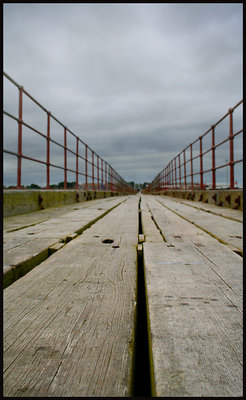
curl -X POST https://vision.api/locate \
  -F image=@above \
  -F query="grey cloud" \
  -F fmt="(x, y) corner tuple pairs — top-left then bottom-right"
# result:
(3, 3), (242, 186)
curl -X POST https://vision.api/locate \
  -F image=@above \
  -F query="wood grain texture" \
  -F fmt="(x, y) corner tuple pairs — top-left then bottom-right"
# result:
(156, 195), (242, 254)
(4, 196), (126, 283)
(3, 196), (127, 233)
(4, 196), (139, 397)
(142, 195), (242, 397)
(165, 195), (243, 222)
(142, 195), (242, 306)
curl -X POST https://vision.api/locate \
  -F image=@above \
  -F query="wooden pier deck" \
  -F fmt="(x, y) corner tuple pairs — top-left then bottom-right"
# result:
(141, 195), (242, 397)
(3, 194), (243, 397)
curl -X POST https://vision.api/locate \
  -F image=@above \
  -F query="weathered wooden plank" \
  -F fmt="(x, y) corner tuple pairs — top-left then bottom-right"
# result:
(164, 195), (243, 222)
(143, 242), (243, 397)
(3, 196), (127, 232)
(140, 197), (163, 242)
(142, 195), (242, 307)
(141, 194), (242, 396)
(156, 195), (242, 254)
(4, 196), (127, 287)
(4, 196), (139, 397)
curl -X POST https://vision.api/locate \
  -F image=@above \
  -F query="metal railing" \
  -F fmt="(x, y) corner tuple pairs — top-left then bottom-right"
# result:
(3, 72), (135, 194)
(144, 100), (243, 193)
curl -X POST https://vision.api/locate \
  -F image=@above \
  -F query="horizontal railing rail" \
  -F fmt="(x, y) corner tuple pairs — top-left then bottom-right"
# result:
(3, 72), (135, 194)
(144, 100), (243, 193)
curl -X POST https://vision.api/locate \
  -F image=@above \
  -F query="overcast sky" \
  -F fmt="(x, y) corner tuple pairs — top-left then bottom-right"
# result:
(3, 3), (243, 187)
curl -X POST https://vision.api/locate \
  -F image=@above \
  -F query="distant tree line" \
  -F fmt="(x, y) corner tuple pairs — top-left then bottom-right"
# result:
(6, 182), (77, 189)
(6, 181), (150, 190)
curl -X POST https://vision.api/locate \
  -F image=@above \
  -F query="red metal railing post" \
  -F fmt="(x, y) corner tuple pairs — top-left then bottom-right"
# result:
(174, 158), (177, 189)
(76, 137), (79, 190)
(108, 165), (110, 191)
(211, 126), (216, 189)
(111, 168), (114, 192)
(101, 159), (103, 190)
(17, 86), (24, 188)
(46, 111), (51, 189)
(112, 168), (115, 191)
(97, 155), (99, 190)
(199, 136), (204, 190)
(183, 150), (187, 189)
(169, 163), (171, 189)
(166, 165), (168, 189)
(167, 164), (169, 189)
(178, 154), (181, 189)
(173, 161), (175, 189)
(105, 162), (107, 191)
(167, 167), (169, 188)
(92, 150), (94, 190)
(85, 144), (88, 190)
(111, 167), (114, 192)
(171, 161), (174, 189)
(112, 167), (114, 191)
(110, 166), (112, 191)
(166, 166), (168, 190)
(190, 144), (193, 190)
(167, 164), (170, 189)
(228, 108), (234, 189)
(64, 128), (67, 189)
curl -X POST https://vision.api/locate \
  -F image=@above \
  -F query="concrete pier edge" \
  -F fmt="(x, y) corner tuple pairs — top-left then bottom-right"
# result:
(151, 189), (243, 211)
(3, 189), (127, 217)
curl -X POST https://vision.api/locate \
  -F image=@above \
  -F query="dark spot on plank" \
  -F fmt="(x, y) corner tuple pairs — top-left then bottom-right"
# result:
(102, 239), (114, 244)
(35, 346), (48, 352)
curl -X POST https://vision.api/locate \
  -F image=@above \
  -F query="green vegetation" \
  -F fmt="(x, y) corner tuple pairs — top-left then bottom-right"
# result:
(26, 184), (41, 189)
(7, 181), (149, 191)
